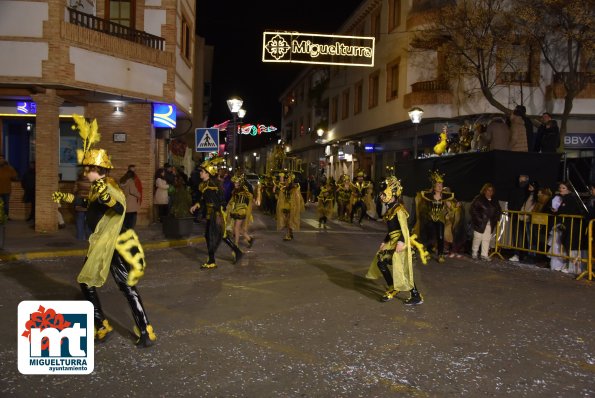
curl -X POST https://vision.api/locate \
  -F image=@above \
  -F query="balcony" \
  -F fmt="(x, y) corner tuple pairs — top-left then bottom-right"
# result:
(67, 7), (164, 51)
(404, 79), (452, 108)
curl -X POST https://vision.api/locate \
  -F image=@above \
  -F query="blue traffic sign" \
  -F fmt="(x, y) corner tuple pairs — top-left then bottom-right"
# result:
(195, 128), (219, 152)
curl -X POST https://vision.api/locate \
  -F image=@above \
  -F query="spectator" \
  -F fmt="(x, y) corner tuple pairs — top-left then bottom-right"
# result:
(470, 183), (502, 261)
(551, 181), (586, 274)
(127, 164), (143, 206)
(21, 162), (36, 221)
(587, 182), (595, 222)
(73, 171), (91, 240)
(509, 107), (529, 151)
(515, 105), (534, 151)
(154, 168), (169, 222)
(0, 156), (18, 218)
(507, 174), (530, 262)
(487, 116), (511, 151)
(534, 113), (560, 153)
(120, 170), (141, 230)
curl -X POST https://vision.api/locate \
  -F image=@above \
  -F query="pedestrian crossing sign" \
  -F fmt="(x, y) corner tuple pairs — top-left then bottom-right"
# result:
(195, 128), (219, 152)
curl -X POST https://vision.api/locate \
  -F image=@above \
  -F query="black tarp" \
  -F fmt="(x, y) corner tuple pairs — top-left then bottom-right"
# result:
(397, 150), (563, 201)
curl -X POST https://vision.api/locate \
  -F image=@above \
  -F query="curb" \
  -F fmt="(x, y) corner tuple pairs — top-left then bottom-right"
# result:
(0, 236), (205, 262)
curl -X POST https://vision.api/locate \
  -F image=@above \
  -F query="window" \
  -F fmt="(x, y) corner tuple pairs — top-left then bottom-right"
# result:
(499, 44), (536, 84)
(106, 0), (134, 28)
(341, 89), (350, 120)
(354, 80), (363, 115)
(388, 0), (401, 32)
(330, 96), (339, 124)
(386, 58), (400, 101)
(181, 13), (192, 63)
(371, 8), (381, 42)
(368, 70), (380, 109)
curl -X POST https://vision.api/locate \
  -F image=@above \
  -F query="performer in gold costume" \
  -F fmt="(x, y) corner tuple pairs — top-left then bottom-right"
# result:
(227, 172), (255, 248)
(275, 172), (305, 240)
(366, 175), (428, 304)
(52, 115), (156, 347)
(317, 181), (334, 229)
(189, 156), (243, 268)
(350, 170), (373, 225)
(336, 174), (352, 222)
(417, 170), (456, 263)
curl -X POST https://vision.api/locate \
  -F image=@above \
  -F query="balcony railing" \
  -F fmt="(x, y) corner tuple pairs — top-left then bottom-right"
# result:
(67, 7), (164, 51)
(411, 79), (450, 92)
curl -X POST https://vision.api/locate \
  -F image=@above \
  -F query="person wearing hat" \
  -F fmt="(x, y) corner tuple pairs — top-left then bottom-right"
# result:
(317, 180), (334, 229)
(226, 172), (255, 248)
(189, 155), (243, 268)
(274, 171), (305, 241)
(417, 170), (456, 263)
(52, 115), (155, 347)
(366, 175), (428, 304)
(350, 170), (373, 226)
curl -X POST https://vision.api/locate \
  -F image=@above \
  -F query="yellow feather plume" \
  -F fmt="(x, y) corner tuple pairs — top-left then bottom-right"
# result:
(72, 114), (101, 153)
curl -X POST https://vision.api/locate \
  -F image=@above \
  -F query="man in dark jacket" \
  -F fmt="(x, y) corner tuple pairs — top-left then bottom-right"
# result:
(507, 174), (530, 262)
(534, 113), (560, 153)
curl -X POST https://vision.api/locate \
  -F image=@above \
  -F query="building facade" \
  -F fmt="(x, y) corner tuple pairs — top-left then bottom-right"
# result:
(280, 0), (595, 185)
(0, 0), (200, 230)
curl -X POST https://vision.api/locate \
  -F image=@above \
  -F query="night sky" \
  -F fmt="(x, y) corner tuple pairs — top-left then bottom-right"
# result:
(196, 0), (363, 149)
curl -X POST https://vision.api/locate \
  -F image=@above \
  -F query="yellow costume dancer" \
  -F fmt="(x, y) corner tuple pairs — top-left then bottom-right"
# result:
(336, 174), (352, 222)
(275, 172), (305, 240)
(51, 114), (155, 347)
(366, 176), (427, 305)
(350, 170), (373, 225)
(317, 182), (334, 229)
(227, 173), (255, 248)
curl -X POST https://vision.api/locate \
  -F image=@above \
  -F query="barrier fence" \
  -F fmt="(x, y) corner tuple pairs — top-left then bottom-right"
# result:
(493, 210), (593, 281)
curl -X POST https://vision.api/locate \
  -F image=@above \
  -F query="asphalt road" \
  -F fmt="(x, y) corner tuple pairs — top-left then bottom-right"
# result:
(0, 206), (594, 397)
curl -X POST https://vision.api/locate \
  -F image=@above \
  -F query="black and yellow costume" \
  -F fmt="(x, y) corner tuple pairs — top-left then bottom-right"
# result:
(227, 174), (254, 247)
(52, 114), (155, 347)
(350, 171), (373, 225)
(194, 157), (243, 268)
(366, 176), (427, 305)
(275, 172), (305, 240)
(317, 183), (334, 229)
(417, 170), (456, 262)
(336, 174), (352, 222)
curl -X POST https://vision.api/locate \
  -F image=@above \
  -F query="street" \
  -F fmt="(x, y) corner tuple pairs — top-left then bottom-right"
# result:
(0, 206), (594, 397)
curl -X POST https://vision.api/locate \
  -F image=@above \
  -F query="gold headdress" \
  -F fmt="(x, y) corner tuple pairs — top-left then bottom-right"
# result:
(429, 169), (445, 185)
(200, 155), (224, 177)
(356, 170), (365, 178)
(231, 172), (245, 184)
(72, 114), (113, 169)
(380, 175), (403, 203)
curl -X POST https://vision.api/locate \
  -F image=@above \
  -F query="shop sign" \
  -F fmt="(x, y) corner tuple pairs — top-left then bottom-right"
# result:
(17, 102), (36, 114)
(152, 103), (176, 128)
(262, 31), (375, 67)
(564, 133), (595, 149)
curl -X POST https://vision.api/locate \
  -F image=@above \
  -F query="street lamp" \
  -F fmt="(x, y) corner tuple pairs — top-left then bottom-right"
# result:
(315, 128), (325, 144)
(408, 106), (424, 159)
(237, 108), (246, 168)
(226, 97), (243, 169)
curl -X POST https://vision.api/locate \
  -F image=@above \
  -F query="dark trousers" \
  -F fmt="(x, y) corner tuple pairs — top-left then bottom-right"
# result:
(351, 200), (366, 223)
(80, 251), (150, 332)
(430, 220), (445, 255)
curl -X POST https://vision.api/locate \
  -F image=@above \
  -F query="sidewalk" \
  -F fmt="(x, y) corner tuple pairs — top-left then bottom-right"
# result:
(0, 220), (204, 262)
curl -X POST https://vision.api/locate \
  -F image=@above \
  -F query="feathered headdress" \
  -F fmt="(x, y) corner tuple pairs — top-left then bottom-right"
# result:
(379, 175), (403, 202)
(72, 114), (113, 169)
(429, 169), (445, 185)
(200, 155), (225, 177)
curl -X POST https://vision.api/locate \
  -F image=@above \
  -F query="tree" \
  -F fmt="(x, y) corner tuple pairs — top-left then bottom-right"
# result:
(512, 0), (594, 141)
(412, 0), (520, 114)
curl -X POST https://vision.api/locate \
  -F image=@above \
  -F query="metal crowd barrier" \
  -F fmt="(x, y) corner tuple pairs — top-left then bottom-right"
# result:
(493, 210), (592, 281)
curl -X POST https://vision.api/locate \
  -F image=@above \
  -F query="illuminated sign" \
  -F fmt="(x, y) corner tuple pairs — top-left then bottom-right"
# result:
(152, 103), (176, 128)
(239, 124), (278, 136)
(17, 102), (36, 114)
(564, 133), (595, 149)
(262, 31), (375, 67)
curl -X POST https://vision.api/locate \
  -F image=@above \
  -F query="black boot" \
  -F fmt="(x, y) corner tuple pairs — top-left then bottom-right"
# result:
(80, 283), (113, 342)
(404, 285), (423, 305)
(377, 258), (397, 302)
(224, 236), (243, 264)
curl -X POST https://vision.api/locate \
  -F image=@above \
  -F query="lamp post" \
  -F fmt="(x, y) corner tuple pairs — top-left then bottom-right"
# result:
(226, 97), (243, 169)
(237, 108), (246, 168)
(408, 106), (424, 159)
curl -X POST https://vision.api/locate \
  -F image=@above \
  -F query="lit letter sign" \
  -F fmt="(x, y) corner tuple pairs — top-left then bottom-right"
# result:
(17, 102), (36, 114)
(152, 103), (176, 128)
(262, 31), (375, 67)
